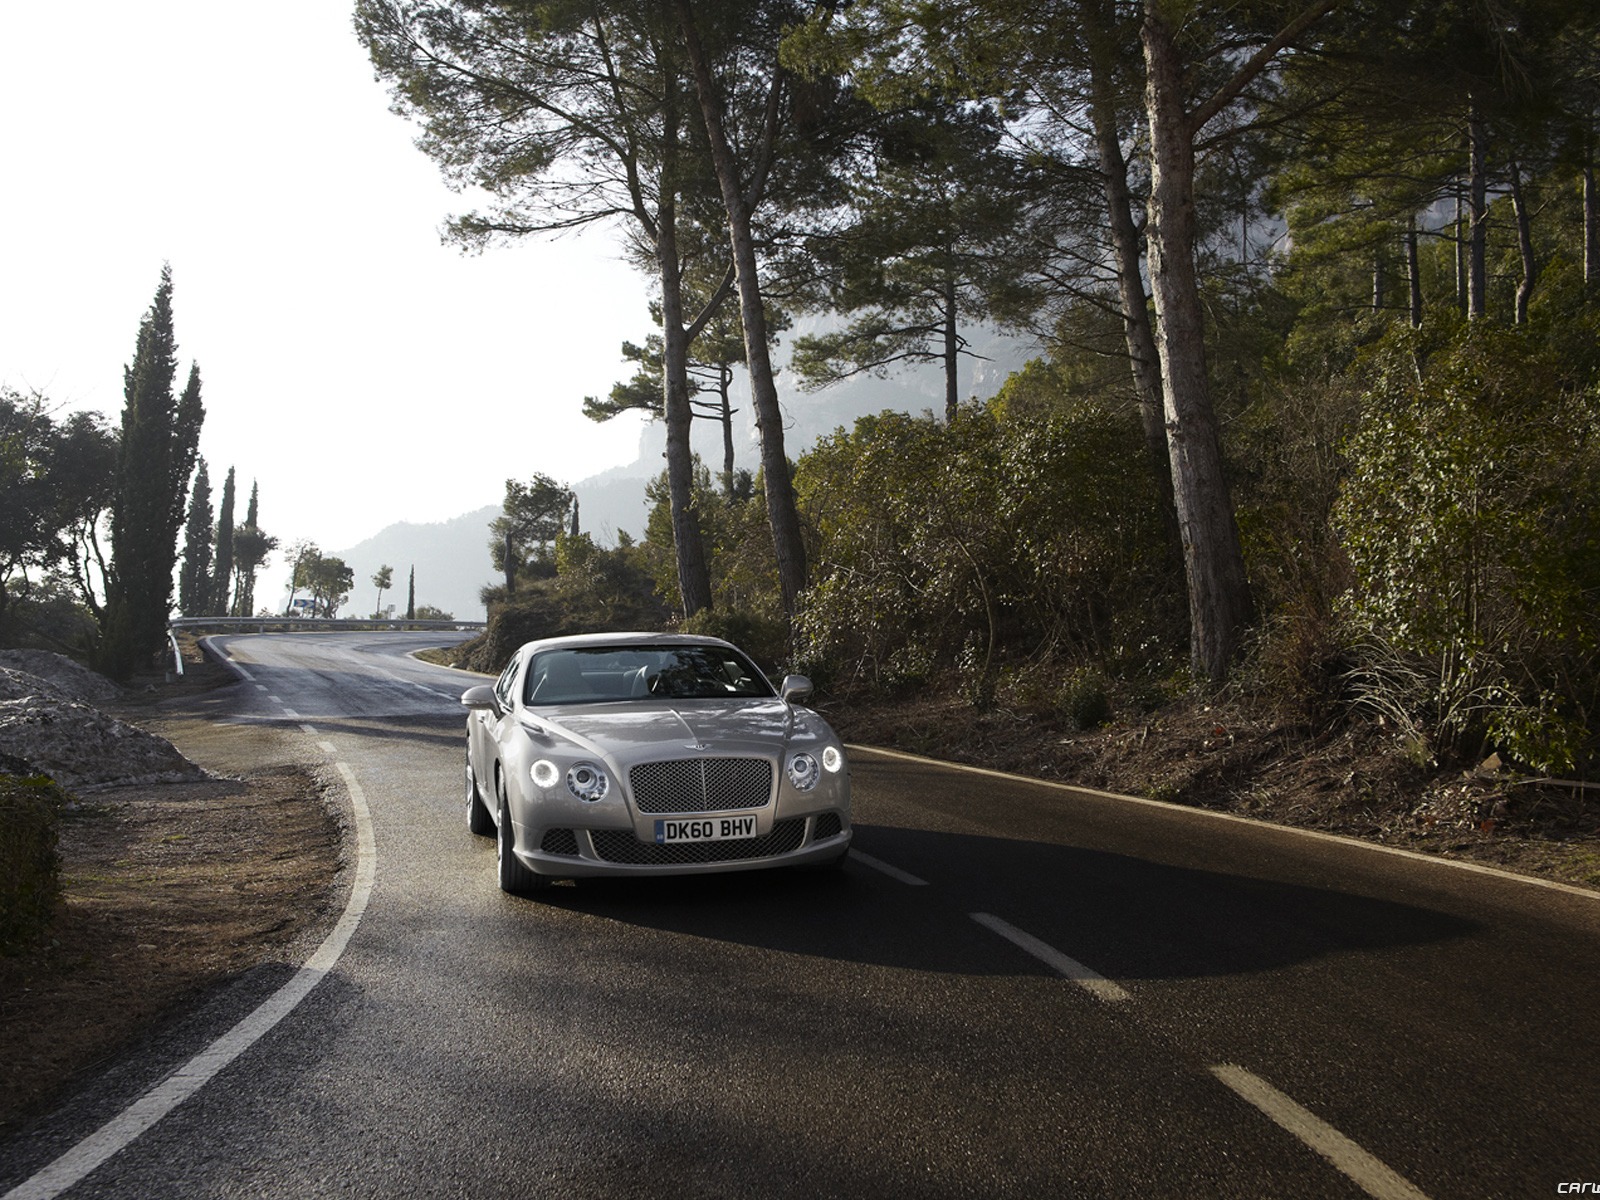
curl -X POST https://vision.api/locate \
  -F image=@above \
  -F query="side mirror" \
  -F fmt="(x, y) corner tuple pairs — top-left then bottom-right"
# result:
(460, 685), (499, 711)
(780, 674), (814, 704)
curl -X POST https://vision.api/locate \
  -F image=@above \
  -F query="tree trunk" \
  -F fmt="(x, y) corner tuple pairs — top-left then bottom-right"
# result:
(1372, 248), (1386, 311)
(676, 0), (807, 619)
(1083, 0), (1180, 561)
(1585, 148), (1597, 296)
(1468, 105), (1488, 321)
(656, 180), (714, 616)
(717, 365), (736, 498)
(1141, 2), (1253, 683)
(1454, 189), (1468, 313)
(1508, 156), (1537, 325)
(1405, 219), (1423, 329)
(942, 274), (959, 422)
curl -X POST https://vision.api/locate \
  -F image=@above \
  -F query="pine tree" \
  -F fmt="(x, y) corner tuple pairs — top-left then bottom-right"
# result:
(99, 268), (204, 679)
(212, 466), (235, 616)
(177, 459), (214, 617)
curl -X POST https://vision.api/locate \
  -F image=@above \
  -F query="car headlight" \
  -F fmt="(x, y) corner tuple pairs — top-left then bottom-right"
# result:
(822, 745), (844, 773)
(530, 759), (560, 789)
(787, 752), (821, 792)
(566, 761), (609, 803)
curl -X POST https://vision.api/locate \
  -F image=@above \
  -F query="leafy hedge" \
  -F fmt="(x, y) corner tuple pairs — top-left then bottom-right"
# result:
(0, 774), (67, 955)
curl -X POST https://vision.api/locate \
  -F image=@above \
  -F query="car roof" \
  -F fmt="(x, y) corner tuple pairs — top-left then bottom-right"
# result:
(515, 631), (741, 657)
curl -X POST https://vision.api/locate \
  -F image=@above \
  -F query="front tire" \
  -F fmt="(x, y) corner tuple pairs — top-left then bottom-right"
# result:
(495, 771), (548, 896)
(466, 752), (494, 836)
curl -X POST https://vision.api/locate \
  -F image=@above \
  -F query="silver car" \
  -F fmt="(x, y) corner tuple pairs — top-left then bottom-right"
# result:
(460, 632), (851, 895)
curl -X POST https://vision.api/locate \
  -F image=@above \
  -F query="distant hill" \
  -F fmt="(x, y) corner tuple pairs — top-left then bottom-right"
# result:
(332, 505), (500, 622)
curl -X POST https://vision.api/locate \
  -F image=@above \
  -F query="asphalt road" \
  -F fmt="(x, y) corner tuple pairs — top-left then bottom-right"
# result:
(4, 631), (1598, 1199)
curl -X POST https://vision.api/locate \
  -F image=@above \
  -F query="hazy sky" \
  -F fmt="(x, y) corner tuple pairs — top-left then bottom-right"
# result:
(0, 3), (653, 573)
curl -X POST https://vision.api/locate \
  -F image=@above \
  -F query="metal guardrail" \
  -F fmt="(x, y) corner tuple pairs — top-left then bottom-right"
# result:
(164, 616), (486, 674)
(168, 616), (486, 633)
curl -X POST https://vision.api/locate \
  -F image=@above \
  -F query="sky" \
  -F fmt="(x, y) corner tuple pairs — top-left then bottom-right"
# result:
(0, 3), (654, 596)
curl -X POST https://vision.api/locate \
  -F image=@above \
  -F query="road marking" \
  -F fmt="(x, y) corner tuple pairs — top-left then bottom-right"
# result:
(2, 762), (378, 1200)
(849, 744), (1600, 901)
(317, 741), (337, 755)
(232, 665), (255, 683)
(254, 684), (269, 693)
(1209, 1065), (1431, 1200)
(301, 724), (319, 737)
(848, 849), (929, 886)
(969, 912), (1130, 1003)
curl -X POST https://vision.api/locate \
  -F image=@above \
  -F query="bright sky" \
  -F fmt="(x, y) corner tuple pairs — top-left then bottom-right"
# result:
(0, 3), (651, 565)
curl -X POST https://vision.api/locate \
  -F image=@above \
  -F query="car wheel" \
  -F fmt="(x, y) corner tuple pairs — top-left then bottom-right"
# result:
(466, 752), (494, 836)
(495, 771), (548, 896)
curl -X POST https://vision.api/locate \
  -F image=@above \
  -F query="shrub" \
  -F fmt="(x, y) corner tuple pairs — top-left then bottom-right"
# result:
(1, 775), (67, 955)
(1335, 327), (1600, 773)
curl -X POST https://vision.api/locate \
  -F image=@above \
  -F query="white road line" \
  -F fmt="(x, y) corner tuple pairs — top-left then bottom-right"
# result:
(317, 742), (337, 756)
(300, 724), (319, 737)
(849, 744), (1600, 902)
(969, 912), (1130, 1003)
(847, 849), (929, 886)
(232, 665), (255, 683)
(2, 762), (378, 1200)
(1209, 1065), (1431, 1200)
(254, 684), (269, 693)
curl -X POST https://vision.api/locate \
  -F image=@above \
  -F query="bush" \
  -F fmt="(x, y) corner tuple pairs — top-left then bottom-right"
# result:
(1, 775), (67, 955)
(1335, 327), (1600, 773)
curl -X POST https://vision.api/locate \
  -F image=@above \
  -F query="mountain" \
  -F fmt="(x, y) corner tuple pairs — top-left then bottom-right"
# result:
(332, 505), (500, 622)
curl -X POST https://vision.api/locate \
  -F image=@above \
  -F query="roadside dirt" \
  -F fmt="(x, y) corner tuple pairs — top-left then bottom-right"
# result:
(0, 650), (344, 1135)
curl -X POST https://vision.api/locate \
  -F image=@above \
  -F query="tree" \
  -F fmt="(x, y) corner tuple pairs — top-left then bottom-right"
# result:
(231, 481), (275, 616)
(212, 466), (235, 616)
(674, 0), (811, 619)
(99, 268), (204, 679)
(0, 390), (115, 636)
(359, 0), (725, 616)
(177, 459), (214, 617)
(372, 564), (394, 617)
(406, 565), (415, 621)
(488, 474), (575, 584)
(791, 103), (1036, 422)
(1137, 0), (1340, 681)
(298, 551), (354, 618)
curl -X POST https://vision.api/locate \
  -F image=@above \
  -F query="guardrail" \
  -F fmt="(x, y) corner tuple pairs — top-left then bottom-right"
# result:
(164, 617), (486, 675)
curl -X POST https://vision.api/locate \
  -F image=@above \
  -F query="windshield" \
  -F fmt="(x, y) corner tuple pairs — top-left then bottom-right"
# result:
(523, 644), (775, 706)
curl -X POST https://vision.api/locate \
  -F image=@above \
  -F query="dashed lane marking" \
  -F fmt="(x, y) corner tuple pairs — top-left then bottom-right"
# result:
(848, 849), (929, 886)
(969, 911), (1131, 1003)
(1210, 1065), (1432, 1200)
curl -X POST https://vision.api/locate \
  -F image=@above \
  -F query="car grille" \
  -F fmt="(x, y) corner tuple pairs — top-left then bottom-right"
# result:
(629, 758), (773, 814)
(540, 828), (580, 856)
(812, 812), (844, 840)
(591, 818), (806, 865)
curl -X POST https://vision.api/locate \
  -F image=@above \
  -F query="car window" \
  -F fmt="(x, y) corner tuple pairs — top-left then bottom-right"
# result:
(523, 644), (775, 705)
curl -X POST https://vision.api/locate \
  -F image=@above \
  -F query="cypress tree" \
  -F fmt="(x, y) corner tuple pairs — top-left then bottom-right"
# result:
(177, 458), (214, 617)
(100, 268), (204, 679)
(406, 566), (415, 621)
(212, 466), (235, 616)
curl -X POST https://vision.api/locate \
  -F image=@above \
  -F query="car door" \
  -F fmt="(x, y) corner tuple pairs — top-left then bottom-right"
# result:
(473, 652), (521, 799)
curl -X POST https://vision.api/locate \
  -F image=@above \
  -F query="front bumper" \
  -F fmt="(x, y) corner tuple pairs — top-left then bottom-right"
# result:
(511, 810), (851, 878)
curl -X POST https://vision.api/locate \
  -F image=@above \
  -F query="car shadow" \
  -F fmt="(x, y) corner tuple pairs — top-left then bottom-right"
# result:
(531, 826), (1480, 984)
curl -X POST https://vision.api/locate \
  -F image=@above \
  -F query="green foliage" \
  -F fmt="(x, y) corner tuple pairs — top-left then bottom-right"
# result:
(794, 395), (1180, 698)
(100, 269), (204, 678)
(1336, 326), (1600, 772)
(489, 474), (575, 582)
(177, 459), (214, 618)
(0, 775), (67, 955)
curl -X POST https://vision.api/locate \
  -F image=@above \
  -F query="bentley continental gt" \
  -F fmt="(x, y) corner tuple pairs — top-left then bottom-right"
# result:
(460, 632), (851, 895)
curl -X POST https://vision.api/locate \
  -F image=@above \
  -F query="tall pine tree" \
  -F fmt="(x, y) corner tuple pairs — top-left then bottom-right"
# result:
(99, 268), (204, 679)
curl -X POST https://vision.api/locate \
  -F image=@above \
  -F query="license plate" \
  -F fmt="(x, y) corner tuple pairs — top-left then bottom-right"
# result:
(654, 814), (758, 844)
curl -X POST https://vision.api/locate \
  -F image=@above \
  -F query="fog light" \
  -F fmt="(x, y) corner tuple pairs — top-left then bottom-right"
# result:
(530, 759), (560, 789)
(822, 745), (843, 773)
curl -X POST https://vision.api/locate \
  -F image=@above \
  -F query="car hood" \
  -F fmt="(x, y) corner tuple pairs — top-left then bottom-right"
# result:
(525, 698), (804, 767)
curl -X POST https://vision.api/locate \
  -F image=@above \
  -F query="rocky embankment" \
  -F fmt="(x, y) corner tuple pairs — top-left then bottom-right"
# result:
(0, 650), (205, 791)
